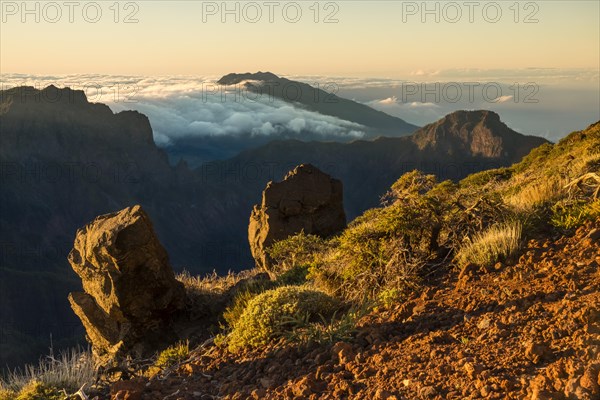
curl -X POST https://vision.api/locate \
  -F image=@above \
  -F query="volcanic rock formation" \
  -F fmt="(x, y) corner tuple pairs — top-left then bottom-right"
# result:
(68, 205), (186, 363)
(248, 164), (346, 271)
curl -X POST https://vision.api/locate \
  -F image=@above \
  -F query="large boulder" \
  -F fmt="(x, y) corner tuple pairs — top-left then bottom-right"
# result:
(68, 205), (186, 364)
(249, 164), (346, 271)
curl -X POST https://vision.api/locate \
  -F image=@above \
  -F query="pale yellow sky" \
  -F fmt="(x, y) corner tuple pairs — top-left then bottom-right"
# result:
(1, 1), (599, 77)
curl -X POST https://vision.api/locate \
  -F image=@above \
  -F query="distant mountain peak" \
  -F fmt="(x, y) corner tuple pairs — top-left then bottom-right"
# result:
(217, 71), (280, 85)
(216, 71), (419, 138)
(411, 110), (549, 159)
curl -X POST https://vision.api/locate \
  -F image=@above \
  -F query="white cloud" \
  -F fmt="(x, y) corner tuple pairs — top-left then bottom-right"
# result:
(0, 74), (368, 145)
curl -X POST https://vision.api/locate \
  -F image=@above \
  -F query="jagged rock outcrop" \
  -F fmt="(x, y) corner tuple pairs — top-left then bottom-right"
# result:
(249, 164), (346, 271)
(68, 205), (186, 364)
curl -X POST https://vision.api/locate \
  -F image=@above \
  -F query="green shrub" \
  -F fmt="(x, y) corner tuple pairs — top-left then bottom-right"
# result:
(455, 221), (522, 269)
(155, 341), (189, 369)
(512, 143), (553, 174)
(227, 286), (341, 352)
(221, 276), (278, 329)
(275, 264), (310, 286)
(551, 199), (600, 230)
(309, 172), (459, 302)
(267, 232), (326, 273)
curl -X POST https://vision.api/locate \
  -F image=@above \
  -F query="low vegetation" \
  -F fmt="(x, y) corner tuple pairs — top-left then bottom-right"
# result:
(226, 286), (341, 352)
(154, 341), (190, 369)
(0, 347), (95, 400)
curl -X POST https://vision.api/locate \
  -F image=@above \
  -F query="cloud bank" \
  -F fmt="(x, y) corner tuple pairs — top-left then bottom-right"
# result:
(1, 74), (367, 148)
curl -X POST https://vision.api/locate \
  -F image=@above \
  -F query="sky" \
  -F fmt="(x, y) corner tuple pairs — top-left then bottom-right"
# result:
(1, 1), (598, 76)
(1, 1), (599, 140)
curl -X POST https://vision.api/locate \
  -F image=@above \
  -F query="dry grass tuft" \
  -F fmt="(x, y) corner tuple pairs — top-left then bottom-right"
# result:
(176, 269), (264, 296)
(0, 347), (95, 397)
(505, 177), (566, 212)
(455, 221), (522, 269)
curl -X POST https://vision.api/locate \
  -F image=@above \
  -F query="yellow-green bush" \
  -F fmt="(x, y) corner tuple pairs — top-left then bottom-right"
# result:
(267, 232), (326, 274)
(227, 286), (341, 352)
(308, 172), (463, 302)
(154, 341), (189, 369)
(551, 199), (600, 230)
(8, 380), (63, 400)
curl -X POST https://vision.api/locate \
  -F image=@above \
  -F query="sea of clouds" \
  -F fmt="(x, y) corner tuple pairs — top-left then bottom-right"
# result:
(1, 74), (366, 148)
(2, 69), (598, 151)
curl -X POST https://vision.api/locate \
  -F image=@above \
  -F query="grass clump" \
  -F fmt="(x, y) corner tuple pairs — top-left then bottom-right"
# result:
(0, 347), (95, 400)
(455, 221), (522, 269)
(284, 305), (369, 346)
(551, 199), (600, 230)
(154, 341), (189, 369)
(226, 286), (341, 352)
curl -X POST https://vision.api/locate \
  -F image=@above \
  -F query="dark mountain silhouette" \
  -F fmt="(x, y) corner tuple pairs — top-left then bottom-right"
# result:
(0, 85), (547, 368)
(217, 72), (418, 137)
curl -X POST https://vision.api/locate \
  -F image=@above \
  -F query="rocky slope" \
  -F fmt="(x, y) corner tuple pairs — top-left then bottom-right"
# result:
(108, 218), (600, 400)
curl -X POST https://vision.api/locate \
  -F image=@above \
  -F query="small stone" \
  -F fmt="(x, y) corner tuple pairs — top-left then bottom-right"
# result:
(332, 342), (355, 365)
(464, 362), (484, 379)
(586, 228), (600, 242)
(419, 386), (437, 398)
(477, 318), (491, 330)
(480, 385), (492, 397)
(525, 341), (550, 364)
(251, 388), (266, 399)
(580, 364), (600, 393)
(375, 388), (394, 400)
